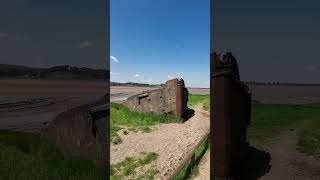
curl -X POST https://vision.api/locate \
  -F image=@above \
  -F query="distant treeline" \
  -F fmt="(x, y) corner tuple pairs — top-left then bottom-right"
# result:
(0, 64), (108, 80)
(110, 81), (164, 87)
(245, 81), (320, 86)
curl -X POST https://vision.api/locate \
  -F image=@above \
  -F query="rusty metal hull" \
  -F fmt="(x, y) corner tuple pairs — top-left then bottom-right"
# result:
(124, 78), (189, 119)
(212, 73), (233, 177)
(211, 52), (251, 179)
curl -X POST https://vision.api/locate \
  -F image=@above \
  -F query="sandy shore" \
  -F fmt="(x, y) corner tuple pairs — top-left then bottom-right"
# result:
(0, 79), (107, 132)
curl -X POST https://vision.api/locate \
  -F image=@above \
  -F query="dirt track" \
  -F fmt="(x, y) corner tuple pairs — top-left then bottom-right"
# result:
(110, 104), (210, 179)
(259, 130), (320, 180)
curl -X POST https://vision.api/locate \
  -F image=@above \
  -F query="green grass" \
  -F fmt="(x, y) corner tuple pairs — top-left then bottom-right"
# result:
(110, 152), (159, 179)
(249, 103), (320, 158)
(110, 103), (183, 145)
(188, 94), (210, 111)
(0, 130), (105, 180)
(174, 138), (209, 180)
(110, 95), (210, 145)
(111, 103), (183, 126)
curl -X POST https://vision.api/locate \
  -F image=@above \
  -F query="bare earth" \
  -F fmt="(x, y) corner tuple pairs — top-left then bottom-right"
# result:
(259, 130), (320, 180)
(110, 104), (210, 179)
(192, 131), (320, 180)
(110, 86), (158, 102)
(0, 79), (107, 132)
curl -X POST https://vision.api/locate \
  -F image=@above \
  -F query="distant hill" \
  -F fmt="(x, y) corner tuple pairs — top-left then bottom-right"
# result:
(0, 64), (108, 80)
(110, 81), (164, 88)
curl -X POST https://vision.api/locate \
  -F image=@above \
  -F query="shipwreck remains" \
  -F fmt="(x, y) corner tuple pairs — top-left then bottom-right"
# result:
(124, 78), (189, 118)
(211, 52), (251, 179)
(40, 95), (109, 163)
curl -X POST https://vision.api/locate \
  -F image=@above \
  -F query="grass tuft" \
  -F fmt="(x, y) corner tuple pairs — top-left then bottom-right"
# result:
(110, 152), (159, 179)
(110, 103), (182, 145)
(174, 138), (209, 180)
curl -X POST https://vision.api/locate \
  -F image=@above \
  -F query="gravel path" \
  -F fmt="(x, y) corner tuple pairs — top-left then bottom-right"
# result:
(259, 130), (320, 180)
(110, 104), (210, 179)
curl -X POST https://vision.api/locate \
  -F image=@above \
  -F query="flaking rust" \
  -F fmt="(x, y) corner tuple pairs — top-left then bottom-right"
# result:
(211, 52), (251, 179)
(124, 78), (189, 119)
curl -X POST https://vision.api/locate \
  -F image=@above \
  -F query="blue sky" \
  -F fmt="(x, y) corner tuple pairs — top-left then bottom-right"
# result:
(110, 0), (210, 88)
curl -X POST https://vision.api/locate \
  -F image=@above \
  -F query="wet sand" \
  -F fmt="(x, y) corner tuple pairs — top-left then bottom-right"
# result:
(0, 79), (107, 132)
(249, 85), (320, 104)
(110, 86), (210, 103)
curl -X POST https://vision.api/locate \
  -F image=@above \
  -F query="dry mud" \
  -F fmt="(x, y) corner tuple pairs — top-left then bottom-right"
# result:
(0, 79), (107, 132)
(110, 105), (210, 179)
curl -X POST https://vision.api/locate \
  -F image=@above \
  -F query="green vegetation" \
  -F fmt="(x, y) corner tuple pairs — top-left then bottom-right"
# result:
(0, 130), (105, 180)
(110, 94), (210, 145)
(297, 120), (320, 159)
(249, 103), (320, 158)
(174, 138), (209, 180)
(110, 152), (159, 179)
(110, 103), (183, 145)
(188, 94), (210, 111)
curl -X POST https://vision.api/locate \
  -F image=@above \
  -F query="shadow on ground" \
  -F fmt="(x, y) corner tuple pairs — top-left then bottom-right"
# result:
(184, 108), (195, 120)
(238, 146), (271, 180)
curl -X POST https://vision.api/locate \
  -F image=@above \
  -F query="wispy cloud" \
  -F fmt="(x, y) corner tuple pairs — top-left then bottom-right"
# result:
(110, 56), (119, 63)
(79, 41), (93, 48)
(110, 71), (120, 76)
(133, 74), (140, 78)
(0, 33), (9, 38)
(167, 75), (173, 79)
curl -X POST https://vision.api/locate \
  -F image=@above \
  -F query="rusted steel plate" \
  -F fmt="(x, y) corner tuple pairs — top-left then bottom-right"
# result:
(211, 52), (251, 179)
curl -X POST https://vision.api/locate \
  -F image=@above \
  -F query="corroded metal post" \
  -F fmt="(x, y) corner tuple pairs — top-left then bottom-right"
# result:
(176, 78), (188, 118)
(211, 52), (251, 179)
